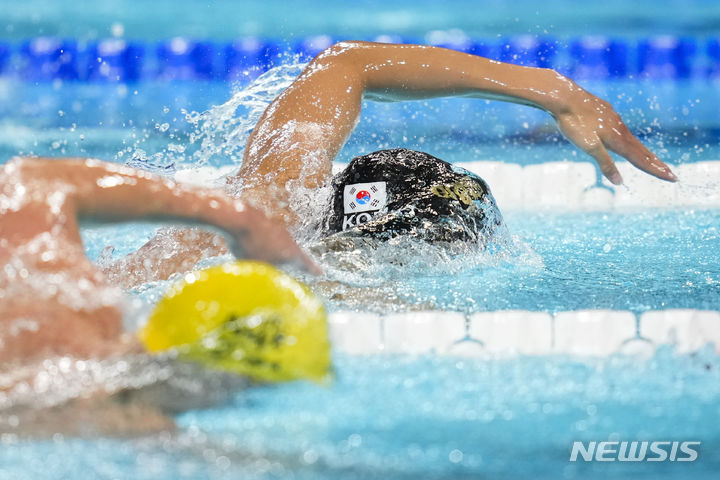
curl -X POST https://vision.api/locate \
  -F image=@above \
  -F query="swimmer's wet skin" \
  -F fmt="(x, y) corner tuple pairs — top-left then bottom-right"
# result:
(1, 260), (331, 436)
(0, 41), (680, 436)
(0, 157), (320, 435)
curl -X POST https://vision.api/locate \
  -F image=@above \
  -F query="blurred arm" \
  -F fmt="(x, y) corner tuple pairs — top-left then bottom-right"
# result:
(11, 157), (318, 273)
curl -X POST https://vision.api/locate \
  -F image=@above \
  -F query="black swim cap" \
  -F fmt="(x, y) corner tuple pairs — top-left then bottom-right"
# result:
(322, 149), (504, 244)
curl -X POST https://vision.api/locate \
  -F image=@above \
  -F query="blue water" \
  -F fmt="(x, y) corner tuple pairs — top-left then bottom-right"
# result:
(79, 209), (720, 315)
(426, 209), (720, 314)
(3, 351), (720, 479)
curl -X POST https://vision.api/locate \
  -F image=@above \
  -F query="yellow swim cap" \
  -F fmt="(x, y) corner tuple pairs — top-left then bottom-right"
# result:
(139, 261), (331, 383)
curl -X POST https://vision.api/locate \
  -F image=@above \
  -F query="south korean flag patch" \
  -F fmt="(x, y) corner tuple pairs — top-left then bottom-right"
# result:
(343, 181), (387, 214)
(341, 181), (388, 230)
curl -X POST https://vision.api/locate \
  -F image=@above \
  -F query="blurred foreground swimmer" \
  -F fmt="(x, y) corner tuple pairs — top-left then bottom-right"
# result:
(0, 158), (323, 435)
(0, 41), (677, 433)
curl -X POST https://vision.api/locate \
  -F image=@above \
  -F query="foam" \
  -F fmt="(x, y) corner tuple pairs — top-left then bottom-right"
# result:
(173, 165), (237, 186)
(328, 309), (720, 357)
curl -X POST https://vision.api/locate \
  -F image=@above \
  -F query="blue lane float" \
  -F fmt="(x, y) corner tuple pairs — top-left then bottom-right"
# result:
(570, 36), (628, 79)
(0, 35), (718, 82)
(424, 30), (486, 57)
(20, 37), (79, 81)
(638, 36), (696, 79)
(86, 39), (144, 82)
(498, 35), (557, 69)
(225, 37), (281, 82)
(0, 43), (9, 75)
(294, 35), (335, 62)
(709, 38), (720, 77)
(156, 38), (216, 80)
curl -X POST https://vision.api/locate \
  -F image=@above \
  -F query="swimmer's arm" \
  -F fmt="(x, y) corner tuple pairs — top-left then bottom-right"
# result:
(11, 157), (318, 273)
(242, 41), (675, 195)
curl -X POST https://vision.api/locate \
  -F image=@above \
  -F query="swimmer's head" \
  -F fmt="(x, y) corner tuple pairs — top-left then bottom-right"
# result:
(320, 149), (504, 245)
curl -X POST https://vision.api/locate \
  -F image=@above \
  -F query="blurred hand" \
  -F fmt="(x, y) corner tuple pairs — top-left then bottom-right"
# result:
(227, 205), (322, 275)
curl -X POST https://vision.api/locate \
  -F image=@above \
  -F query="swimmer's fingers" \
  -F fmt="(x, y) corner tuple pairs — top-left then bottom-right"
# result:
(558, 92), (677, 184)
(274, 241), (324, 276)
(586, 141), (624, 186)
(557, 115), (623, 185)
(296, 250), (324, 276)
(232, 239), (322, 276)
(601, 122), (678, 182)
(230, 220), (323, 276)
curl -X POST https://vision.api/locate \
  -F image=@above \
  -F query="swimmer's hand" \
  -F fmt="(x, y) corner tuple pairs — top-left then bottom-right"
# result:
(550, 84), (677, 185)
(223, 204), (322, 275)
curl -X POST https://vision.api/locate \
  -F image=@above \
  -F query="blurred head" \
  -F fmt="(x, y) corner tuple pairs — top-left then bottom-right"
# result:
(320, 149), (504, 245)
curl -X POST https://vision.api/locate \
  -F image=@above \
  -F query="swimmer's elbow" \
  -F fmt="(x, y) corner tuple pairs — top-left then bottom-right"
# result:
(309, 41), (380, 89)
(314, 41), (363, 59)
(310, 41), (370, 69)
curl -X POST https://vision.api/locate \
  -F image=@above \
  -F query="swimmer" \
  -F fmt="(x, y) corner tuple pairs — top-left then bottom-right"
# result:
(107, 41), (677, 286)
(0, 158), (318, 435)
(0, 157), (318, 362)
(0, 41), (677, 433)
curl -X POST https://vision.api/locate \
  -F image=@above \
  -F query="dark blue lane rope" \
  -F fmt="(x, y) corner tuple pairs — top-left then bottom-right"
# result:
(0, 35), (716, 82)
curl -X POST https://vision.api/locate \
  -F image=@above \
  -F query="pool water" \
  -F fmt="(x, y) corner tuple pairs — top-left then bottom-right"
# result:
(66, 62), (719, 316)
(434, 209), (720, 314)
(47, 60), (714, 479)
(2, 350), (720, 479)
(79, 208), (720, 316)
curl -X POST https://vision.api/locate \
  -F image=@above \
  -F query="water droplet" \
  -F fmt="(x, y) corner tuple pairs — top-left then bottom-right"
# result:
(111, 22), (124, 37)
(449, 449), (463, 463)
(303, 449), (319, 464)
